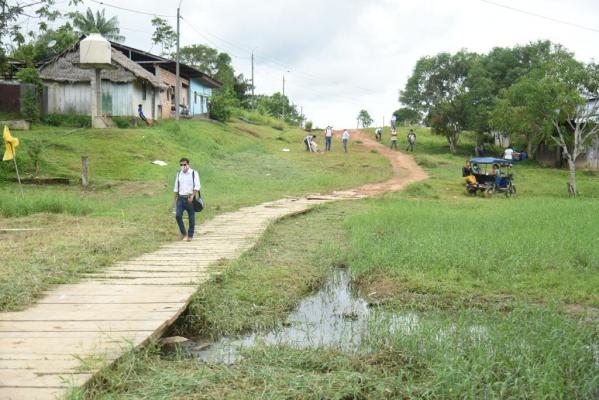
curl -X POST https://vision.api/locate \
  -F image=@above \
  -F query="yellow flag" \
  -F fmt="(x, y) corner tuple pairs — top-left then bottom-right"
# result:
(3, 125), (19, 161)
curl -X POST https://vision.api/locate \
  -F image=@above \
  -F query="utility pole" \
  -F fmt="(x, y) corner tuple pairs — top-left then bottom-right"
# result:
(251, 48), (256, 111)
(300, 105), (303, 128)
(383, 116), (385, 129)
(175, 3), (182, 123)
(282, 74), (285, 121)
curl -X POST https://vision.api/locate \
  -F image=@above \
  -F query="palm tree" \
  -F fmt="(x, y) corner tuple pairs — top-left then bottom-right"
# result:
(71, 8), (125, 42)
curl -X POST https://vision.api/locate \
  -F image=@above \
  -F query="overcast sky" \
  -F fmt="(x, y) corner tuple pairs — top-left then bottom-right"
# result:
(54, 0), (598, 128)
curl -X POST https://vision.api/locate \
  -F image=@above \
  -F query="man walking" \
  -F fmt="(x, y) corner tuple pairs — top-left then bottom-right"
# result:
(390, 113), (397, 130)
(406, 129), (416, 152)
(173, 157), (200, 241)
(342, 129), (350, 153)
(325, 126), (333, 151)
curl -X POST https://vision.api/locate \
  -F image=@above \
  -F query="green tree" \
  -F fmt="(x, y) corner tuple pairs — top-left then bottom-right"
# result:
(491, 47), (599, 196)
(151, 17), (177, 56)
(255, 92), (301, 124)
(357, 109), (373, 128)
(392, 107), (420, 125)
(179, 44), (219, 74)
(401, 51), (476, 153)
(1, 0), (78, 68)
(11, 23), (78, 64)
(208, 90), (233, 122)
(70, 8), (124, 42)
(490, 77), (555, 159)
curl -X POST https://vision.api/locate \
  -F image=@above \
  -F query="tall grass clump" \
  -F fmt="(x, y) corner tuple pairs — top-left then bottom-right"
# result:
(346, 196), (599, 305)
(360, 306), (599, 399)
(0, 189), (93, 217)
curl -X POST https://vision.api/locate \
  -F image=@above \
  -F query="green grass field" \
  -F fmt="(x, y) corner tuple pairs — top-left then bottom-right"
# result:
(75, 127), (599, 399)
(0, 117), (390, 311)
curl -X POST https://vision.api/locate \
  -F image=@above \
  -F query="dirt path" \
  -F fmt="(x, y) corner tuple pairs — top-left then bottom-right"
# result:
(0, 134), (427, 400)
(349, 129), (428, 195)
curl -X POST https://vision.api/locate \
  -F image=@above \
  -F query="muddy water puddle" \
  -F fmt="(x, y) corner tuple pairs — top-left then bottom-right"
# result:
(185, 269), (419, 364)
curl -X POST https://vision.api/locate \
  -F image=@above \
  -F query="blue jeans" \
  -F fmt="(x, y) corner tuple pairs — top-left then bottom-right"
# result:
(342, 138), (348, 153)
(325, 136), (332, 151)
(176, 196), (195, 238)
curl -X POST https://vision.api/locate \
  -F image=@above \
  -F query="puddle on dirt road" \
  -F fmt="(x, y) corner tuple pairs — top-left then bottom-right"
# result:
(185, 269), (419, 364)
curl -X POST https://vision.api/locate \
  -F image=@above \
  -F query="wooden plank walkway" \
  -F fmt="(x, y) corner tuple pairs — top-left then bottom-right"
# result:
(0, 131), (428, 399)
(0, 195), (360, 400)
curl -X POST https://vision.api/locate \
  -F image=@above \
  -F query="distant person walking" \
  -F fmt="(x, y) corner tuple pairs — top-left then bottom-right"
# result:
(342, 129), (350, 153)
(173, 157), (200, 241)
(375, 127), (382, 142)
(390, 128), (398, 150)
(406, 129), (416, 152)
(138, 104), (150, 125)
(325, 126), (333, 151)
(390, 114), (397, 130)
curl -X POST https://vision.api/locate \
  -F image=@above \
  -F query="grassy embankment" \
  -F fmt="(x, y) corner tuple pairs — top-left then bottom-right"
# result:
(0, 115), (391, 311)
(77, 127), (599, 399)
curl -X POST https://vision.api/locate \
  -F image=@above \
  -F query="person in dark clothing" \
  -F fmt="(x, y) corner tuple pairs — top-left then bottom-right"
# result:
(462, 161), (472, 177)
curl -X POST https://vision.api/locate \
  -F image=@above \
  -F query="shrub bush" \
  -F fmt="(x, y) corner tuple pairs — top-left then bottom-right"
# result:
(111, 116), (134, 129)
(305, 120), (313, 131)
(42, 113), (91, 128)
(209, 91), (232, 122)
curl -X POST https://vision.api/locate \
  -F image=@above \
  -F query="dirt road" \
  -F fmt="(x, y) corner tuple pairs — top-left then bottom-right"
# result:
(326, 129), (428, 198)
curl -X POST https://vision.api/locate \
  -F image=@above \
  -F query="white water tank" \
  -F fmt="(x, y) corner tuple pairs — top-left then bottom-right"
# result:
(80, 33), (111, 67)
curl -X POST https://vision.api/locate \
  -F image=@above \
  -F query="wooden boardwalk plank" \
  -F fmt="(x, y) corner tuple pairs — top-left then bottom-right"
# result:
(0, 188), (383, 399)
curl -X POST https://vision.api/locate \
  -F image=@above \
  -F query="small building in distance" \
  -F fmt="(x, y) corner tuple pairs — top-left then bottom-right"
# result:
(109, 42), (221, 119)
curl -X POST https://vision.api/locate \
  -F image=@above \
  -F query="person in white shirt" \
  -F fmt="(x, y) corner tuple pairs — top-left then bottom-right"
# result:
(324, 126), (333, 151)
(375, 127), (382, 142)
(304, 134), (316, 152)
(390, 128), (398, 149)
(503, 147), (514, 160)
(390, 114), (397, 130)
(172, 157), (201, 241)
(342, 129), (350, 153)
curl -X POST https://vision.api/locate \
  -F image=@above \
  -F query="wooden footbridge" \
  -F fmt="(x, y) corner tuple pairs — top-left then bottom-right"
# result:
(0, 132), (427, 399)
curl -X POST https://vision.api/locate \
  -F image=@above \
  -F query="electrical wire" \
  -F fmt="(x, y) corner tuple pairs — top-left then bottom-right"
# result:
(86, 0), (176, 18)
(478, 0), (599, 33)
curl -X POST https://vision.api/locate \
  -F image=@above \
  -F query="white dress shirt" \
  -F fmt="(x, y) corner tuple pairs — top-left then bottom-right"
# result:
(173, 168), (201, 195)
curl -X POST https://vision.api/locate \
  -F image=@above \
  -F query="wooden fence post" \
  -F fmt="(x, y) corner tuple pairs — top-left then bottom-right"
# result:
(82, 155), (89, 187)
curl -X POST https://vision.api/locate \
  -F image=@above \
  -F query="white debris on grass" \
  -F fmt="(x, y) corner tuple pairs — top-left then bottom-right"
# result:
(151, 160), (168, 166)
(282, 148), (290, 152)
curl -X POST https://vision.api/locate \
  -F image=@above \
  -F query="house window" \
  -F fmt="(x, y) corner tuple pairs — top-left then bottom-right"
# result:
(142, 82), (147, 100)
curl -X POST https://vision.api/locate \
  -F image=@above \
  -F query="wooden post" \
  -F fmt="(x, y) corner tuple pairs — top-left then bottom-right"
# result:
(82, 155), (89, 188)
(11, 147), (23, 197)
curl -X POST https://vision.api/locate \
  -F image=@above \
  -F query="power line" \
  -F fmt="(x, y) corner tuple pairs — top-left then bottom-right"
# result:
(479, 0), (599, 33)
(180, 16), (378, 95)
(59, 1), (379, 108)
(86, 0), (176, 18)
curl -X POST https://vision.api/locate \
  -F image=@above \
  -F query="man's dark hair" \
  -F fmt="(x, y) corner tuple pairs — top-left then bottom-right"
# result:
(179, 157), (190, 164)
(138, 104), (142, 108)
(312, 134), (316, 138)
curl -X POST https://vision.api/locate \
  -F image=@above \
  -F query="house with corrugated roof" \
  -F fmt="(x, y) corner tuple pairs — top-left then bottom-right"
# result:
(38, 40), (166, 121)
